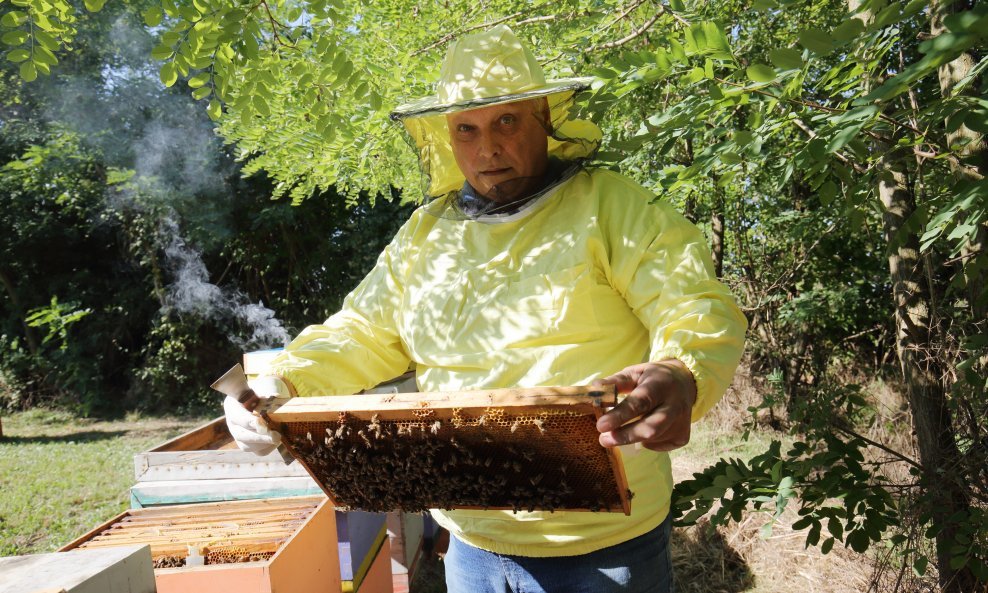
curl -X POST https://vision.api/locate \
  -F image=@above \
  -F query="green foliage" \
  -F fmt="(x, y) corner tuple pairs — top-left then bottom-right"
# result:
(0, 3), (413, 415)
(24, 296), (91, 351)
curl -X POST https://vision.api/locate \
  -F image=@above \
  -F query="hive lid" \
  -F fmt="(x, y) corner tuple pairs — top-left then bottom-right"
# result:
(264, 385), (632, 515)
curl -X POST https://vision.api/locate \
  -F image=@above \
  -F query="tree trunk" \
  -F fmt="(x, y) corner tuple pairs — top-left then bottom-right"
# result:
(711, 190), (725, 279)
(879, 151), (975, 593)
(931, 0), (988, 321)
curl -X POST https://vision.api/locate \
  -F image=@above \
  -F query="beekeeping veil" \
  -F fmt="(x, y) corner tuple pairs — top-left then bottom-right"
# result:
(390, 24), (601, 219)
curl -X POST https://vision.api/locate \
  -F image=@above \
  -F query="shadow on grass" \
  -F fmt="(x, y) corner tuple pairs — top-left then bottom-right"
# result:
(673, 520), (754, 593)
(0, 430), (128, 444)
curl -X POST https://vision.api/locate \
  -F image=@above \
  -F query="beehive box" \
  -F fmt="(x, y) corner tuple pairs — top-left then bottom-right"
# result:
(130, 420), (397, 592)
(266, 385), (631, 514)
(0, 545), (155, 593)
(386, 511), (427, 591)
(130, 416), (321, 508)
(60, 497), (339, 593)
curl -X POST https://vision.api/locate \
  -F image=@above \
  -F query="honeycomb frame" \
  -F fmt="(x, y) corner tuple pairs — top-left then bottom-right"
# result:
(264, 385), (631, 515)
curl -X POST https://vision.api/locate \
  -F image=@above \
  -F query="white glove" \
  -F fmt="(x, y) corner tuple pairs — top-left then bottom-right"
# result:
(223, 375), (292, 456)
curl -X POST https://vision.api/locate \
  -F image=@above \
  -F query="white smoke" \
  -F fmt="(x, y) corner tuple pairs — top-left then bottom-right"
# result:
(162, 217), (290, 350)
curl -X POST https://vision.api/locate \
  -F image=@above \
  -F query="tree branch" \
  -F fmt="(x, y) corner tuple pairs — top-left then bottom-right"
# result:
(587, 8), (665, 52)
(832, 424), (924, 471)
(412, 3), (556, 56)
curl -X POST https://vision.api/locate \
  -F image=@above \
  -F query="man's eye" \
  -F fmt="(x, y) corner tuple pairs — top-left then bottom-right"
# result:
(499, 114), (516, 125)
(456, 124), (473, 133)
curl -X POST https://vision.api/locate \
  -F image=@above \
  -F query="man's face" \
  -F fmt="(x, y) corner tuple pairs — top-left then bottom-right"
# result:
(446, 99), (550, 203)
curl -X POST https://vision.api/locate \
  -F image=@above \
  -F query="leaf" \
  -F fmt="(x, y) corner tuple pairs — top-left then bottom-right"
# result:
(19, 60), (37, 82)
(821, 537), (834, 554)
(207, 99), (222, 121)
(847, 529), (869, 553)
(253, 94), (270, 116)
(2, 31), (29, 46)
(913, 556), (929, 577)
(188, 72), (210, 88)
(819, 180), (837, 205)
(151, 44), (174, 61)
(34, 45), (57, 66)
(964, 110), (988, 134)
(798, 28), (834, 54)
(760, 521), (774, 538)
(701, 21), (731, 56)
(827, 122), (864, 153)
(831, 18), (865, 42)
(746, 63), (777, 83)
(6, 48), (30, 63)
(33, 30), (59, 51)
(1, 10), (28, 27)
(944, 9), (985, 33)
(159, 62), (178, 87)
(769, 48), (803, 70)
(84, 0), (107, 11)
(243, 35), (259, 60)
(192, 86), (212, 100)
(144, 7), (163, 27)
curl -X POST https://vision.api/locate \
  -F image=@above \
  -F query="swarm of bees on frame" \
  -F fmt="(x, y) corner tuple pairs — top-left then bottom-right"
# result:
(279, 406), (628, 513)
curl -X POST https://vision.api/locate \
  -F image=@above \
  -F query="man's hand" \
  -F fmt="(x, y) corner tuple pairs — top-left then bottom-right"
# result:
(223, 375), (293, 456)
(223, 395), (282, 455)
(594, 359), (697, 452)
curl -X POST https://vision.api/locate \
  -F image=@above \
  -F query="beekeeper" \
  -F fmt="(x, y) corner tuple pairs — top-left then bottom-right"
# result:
(225, 25), (747, 593)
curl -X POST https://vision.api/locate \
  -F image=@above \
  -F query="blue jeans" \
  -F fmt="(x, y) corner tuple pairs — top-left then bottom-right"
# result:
(443, 517), (674, 593)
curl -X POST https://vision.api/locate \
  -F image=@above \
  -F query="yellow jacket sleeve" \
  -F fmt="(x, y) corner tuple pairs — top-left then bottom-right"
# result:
(600, 172), (748, 420)
(263, 222), (414, 396)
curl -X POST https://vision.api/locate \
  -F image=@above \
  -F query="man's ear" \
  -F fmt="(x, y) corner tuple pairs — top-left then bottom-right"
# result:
(536, 97), (552, 132)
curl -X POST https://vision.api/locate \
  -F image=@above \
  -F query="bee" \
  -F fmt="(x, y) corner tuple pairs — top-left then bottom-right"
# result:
(430, 420), (442, 434)
(510, 421), (520, 433)
(532, 418), (546, 434)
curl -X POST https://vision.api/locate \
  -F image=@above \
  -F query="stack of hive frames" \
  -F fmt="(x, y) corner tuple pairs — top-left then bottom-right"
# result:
(63, 496), (323, 567)
(265, 385), (631, 515)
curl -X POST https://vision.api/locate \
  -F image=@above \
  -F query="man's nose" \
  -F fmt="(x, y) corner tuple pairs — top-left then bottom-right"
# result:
(476, 132), (501, 158)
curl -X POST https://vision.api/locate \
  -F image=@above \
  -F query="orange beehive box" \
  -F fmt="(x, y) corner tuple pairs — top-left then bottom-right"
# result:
(60, 496), (341, 593)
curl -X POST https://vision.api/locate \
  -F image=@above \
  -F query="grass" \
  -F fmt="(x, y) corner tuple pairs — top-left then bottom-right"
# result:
(0, 409), (208, 556)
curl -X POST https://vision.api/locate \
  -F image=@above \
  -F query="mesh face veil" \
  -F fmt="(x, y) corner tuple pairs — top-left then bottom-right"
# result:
(389, 25), (601, 221)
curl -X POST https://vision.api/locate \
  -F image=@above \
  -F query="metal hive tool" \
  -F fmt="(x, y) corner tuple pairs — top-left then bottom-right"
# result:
(263, 385), (632, 515)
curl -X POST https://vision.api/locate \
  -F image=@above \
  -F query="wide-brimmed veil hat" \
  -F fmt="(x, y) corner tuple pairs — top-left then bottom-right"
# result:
(390, 24), (602, 198)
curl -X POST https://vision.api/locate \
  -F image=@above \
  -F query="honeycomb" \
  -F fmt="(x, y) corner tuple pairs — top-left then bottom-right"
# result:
(73, 497), (322, 566)
(273, 388), (631, 515)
